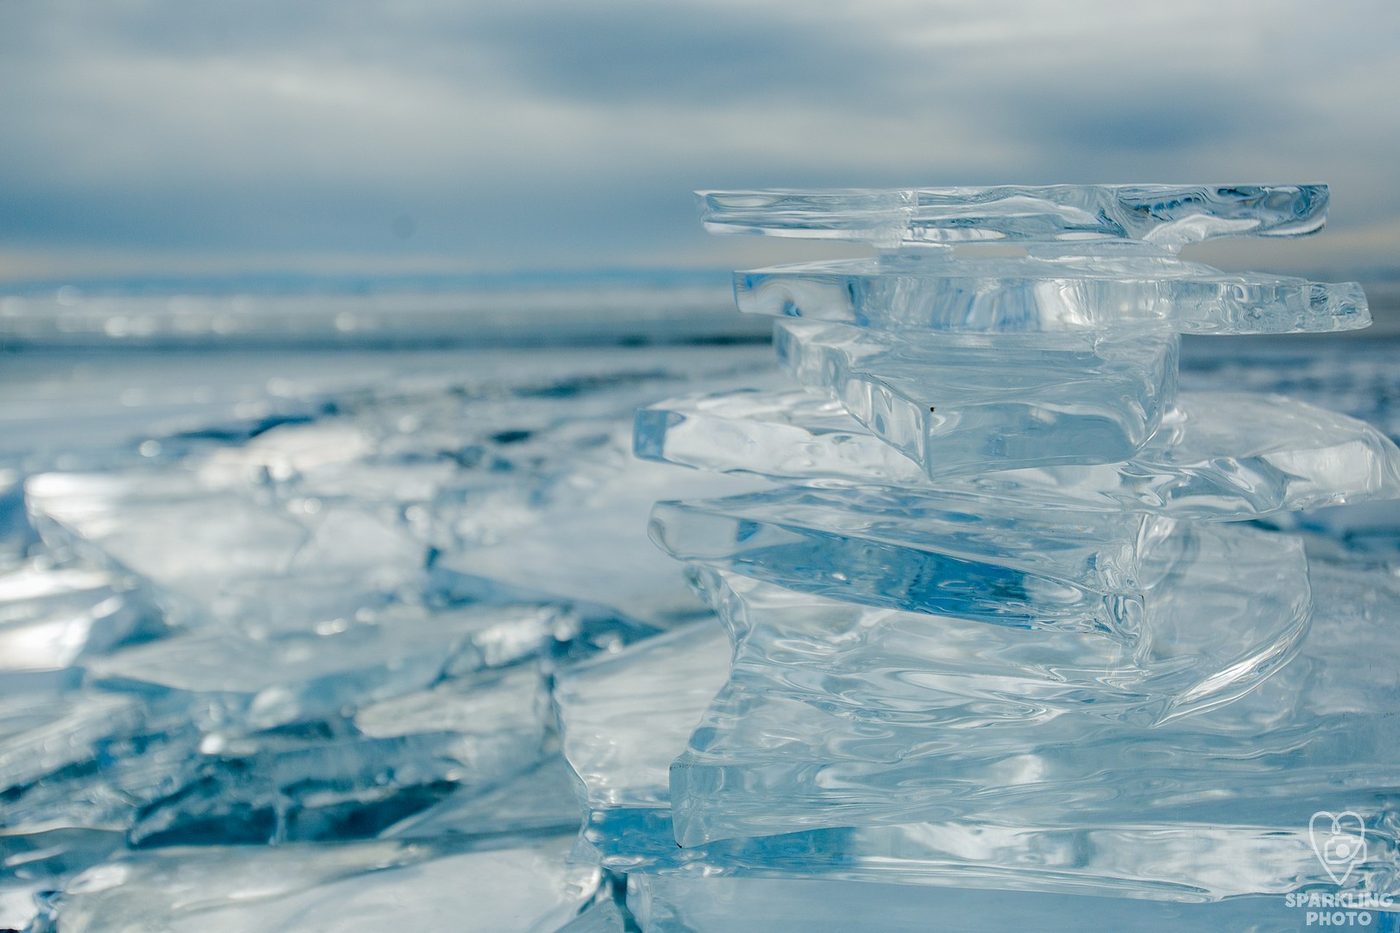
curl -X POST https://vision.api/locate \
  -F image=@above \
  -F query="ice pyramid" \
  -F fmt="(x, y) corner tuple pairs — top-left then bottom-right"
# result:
(614, 184), (1400, 928)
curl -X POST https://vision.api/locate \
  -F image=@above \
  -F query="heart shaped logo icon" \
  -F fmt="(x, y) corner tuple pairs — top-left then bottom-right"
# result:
(1309, 810), (1367, 886)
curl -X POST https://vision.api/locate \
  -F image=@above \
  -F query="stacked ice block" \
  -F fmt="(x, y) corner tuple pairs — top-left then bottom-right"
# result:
(608, 186), (1400, 928)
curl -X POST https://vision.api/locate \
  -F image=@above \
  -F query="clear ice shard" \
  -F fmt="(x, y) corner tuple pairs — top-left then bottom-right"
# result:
(556, 620), (732, 868)
(0, 563), (163, 672)
(774, 320), (1178, 473)
(697, 184), (1329, 248)
(40, 833), (599, 932)
(687, 516), (1311, 728)
(83, 604), (562, 731)
(666, 561), (1395, 847)
(735, 250), (1369, 334)
(635, 387), (1400, 519)
(555, 571), (1386, 902)
(649, 485), (1151, 631)
(627, 872), (1328, 933)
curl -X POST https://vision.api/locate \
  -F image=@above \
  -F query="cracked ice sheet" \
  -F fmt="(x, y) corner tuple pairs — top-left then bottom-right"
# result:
(634, 387), (1400, 521)
(0, 562), (164, 673)
(438, 452), (768, 627)
(43, 833), (599, 933)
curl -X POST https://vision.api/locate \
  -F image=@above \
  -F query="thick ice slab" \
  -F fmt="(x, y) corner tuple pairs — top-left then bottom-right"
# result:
(551, 597), (1394, 907)
(85, 604), (561, 730)
(698, 184), (1329, 248)
(627, 873), (1333, 933)
(0, 563), (163, 672)
(688, 517), (1310, 729)
(635, 388), (1400, 519)
(435, 449), (766, 628)
(381, 755), (584, 839)
(736, 250), (1369, 334)
(42, 833), (599, 932)
(24, 469), (428, 634)
(0, 827), (125, 932)
(0, 687), (201, 832)
(775, 321), (1177, 474)
(649, 485), (1152, 632)
(668, 559), (1396, 846)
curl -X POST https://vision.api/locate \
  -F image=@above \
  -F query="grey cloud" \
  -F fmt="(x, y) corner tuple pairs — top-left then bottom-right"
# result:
(0, 0), (1397, 277)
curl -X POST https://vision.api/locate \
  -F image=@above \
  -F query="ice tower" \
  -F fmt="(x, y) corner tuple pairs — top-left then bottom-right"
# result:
(587, 185), (1400, 929)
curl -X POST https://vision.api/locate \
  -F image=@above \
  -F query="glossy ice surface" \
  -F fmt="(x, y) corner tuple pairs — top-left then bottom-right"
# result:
(668, 560), (1395, 846)
(775, 320), (1179, 473)
(635, 388), (1400, 519)
(41, 833), (599, 933)
(698, 184), (1328, 248)
(736, 250), (1369, 334)
(649, 485), (1150, 631)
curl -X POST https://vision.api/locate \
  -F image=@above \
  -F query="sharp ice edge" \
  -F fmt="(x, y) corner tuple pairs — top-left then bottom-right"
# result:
(688, 515), (1314, 727)
(627, 872), (1355, 933)
(649, 484), (1153, 633)
(697, 184), (1329, 248)
(773, 320), (1179, 474)
(735, 253), (1369, 334)
(37, 833), (599, 932)
(634, 387), (1400, 519)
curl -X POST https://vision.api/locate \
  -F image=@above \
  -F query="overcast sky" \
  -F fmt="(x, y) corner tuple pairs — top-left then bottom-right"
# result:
(1, 0), (1397, 283)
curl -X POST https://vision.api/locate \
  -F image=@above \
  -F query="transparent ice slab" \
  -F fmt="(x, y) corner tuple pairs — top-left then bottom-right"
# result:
(127, 685), (549, 846)
(736, 250), (1368, 334)
(688, 516), (1310, 730)
(774, 320), (1178, 474)
(0, 827), (125, 932)
(648, 485), (1153, 632)
(668, 559), (1397, 846)
(41, 833), (599, 932)
(697, 184), (1329, 248)
(627, 872), (1353, 933)
(0, 563), (164, 672)
(1, 688), (203, 832)
(24, 469), (429, 632)
(381, 754), (584, 840)
(556, 619), (737, 869)
(550, 596), (1374, 906)
(85, 603), (563, 731)
(635, 388), (1400, 520)
(435, 450), (766, 628)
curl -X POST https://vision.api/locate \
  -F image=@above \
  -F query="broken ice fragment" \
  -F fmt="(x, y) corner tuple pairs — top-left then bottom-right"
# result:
(44, 833), (599, 932)
(774, 321), (1177, 474)
(0, 563), (163, 672)
(649, 485), (1151, 631)
(667, 558), (1393, 846)
(635, 388), (1400, 519)
(698, 184), (1329, 248)
(735, 251), (1368, 334)
(626, 872), (1321, 933)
